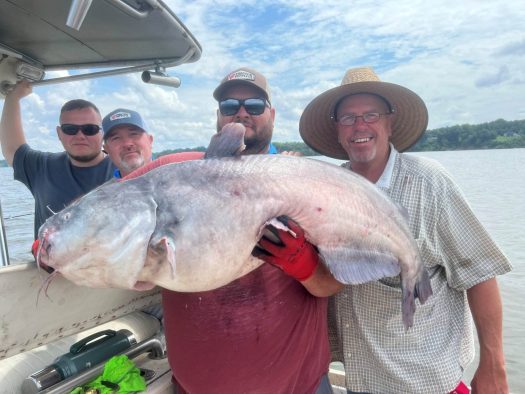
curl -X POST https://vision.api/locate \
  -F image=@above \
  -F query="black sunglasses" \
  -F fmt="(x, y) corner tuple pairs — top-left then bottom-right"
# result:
(60, 124), (101, 136)
(219, 98), (269, 116)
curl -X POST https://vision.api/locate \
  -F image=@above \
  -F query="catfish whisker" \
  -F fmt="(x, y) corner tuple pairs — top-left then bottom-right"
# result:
(36, 270), (60, 306)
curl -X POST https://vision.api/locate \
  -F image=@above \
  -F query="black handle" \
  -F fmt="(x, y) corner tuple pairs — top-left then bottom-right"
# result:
(69, 329), (116, 354)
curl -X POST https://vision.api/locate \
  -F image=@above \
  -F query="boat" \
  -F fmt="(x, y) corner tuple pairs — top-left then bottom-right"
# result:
(0, 0), (201, 392)
(0, 1), (347, 392)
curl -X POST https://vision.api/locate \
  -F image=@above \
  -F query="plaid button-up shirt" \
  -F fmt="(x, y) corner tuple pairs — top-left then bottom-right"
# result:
(329, 148), (512, 393)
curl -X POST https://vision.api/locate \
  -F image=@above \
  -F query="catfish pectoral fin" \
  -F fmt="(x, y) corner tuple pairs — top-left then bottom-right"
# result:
(144, 237), (176, 279)
(320, 246), (401, 285)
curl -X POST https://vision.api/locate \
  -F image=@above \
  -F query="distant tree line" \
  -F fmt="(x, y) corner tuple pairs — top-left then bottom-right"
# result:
(153, 146), (206, 159)
(153, 118), (525, 157)
(1, 118), (524, 167)
(154, 142), (319, 157)
(409, 118), (525, 152)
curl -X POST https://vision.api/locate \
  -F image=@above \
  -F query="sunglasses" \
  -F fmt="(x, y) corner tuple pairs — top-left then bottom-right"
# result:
(60, 124), (101, 136)
(219, 98), (269, 116)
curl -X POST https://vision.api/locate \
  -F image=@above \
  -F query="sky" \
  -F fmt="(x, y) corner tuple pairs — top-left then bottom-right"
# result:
(1, 0), (525, 157)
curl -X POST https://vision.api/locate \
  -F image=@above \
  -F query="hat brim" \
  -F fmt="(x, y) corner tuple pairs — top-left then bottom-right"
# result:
(299, 81), (428, 159)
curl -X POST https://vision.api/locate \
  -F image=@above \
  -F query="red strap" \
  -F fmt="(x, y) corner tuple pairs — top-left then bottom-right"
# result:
(31, 239), (39, 258)
(449, 381), (470, 394)
(121, 151), (205, 181)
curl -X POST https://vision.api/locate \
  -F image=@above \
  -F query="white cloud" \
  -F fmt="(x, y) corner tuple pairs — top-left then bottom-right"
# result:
(1, 0), (524, 157)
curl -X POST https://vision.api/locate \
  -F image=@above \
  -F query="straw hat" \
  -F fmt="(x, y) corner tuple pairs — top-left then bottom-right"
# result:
(299, 67), (428, 159)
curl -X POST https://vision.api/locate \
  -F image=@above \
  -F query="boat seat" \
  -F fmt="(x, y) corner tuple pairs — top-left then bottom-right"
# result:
(0, 311), (161, 393)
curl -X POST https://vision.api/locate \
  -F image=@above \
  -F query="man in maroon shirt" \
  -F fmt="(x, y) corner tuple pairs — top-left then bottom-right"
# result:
(162, 67), (342, 393)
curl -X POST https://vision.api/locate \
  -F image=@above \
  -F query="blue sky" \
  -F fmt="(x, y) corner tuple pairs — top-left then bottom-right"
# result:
(1, 0), (525, 156)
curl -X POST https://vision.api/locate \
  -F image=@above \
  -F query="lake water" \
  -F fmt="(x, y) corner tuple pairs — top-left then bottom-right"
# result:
(1, 148), (524, 392)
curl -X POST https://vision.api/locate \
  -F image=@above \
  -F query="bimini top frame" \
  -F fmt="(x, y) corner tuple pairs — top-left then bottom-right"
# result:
(0, 0), (202, 96)
(0, 0), (202, 265)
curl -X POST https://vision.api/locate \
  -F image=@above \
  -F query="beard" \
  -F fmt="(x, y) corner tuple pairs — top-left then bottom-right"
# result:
(244, 124), (272, 150)
(68, 152), (102, 163)
(348, 145), (377, 163)
(119, 155), (145, 175)
(236, 120), (273, 153)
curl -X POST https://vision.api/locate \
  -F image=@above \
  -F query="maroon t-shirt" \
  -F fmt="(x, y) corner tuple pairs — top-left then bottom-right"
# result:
(162, 264), (330, 394)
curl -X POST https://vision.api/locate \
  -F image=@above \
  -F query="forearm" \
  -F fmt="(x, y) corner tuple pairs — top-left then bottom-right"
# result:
(301, 258), (343, 297)
(0, 84), (29, 165)
(467, 278), (507, 387)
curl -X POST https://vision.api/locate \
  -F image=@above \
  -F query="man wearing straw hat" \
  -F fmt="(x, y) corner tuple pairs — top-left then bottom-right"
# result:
(299, 67), (512, 393)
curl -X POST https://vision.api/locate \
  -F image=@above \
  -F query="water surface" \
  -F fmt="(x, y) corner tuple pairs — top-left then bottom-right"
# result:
(1, 148), (523, 391)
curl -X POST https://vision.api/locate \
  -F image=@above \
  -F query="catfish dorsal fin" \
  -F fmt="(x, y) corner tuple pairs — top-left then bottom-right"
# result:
(204, 123), (246, 158)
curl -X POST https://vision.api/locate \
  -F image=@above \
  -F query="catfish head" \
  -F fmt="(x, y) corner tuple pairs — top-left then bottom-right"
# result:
(36, 179), (158, 290)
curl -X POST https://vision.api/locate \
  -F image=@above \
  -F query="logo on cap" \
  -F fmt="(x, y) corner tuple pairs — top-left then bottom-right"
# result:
(109, 112), (131, 121)
(227, 70), (255, 81)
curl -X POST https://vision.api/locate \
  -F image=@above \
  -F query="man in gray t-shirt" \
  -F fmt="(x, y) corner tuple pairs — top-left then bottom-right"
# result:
(0, 81), (115, 238)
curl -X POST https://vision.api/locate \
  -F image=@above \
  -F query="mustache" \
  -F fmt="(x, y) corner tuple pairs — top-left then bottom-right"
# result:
(234, 120), (253, 128)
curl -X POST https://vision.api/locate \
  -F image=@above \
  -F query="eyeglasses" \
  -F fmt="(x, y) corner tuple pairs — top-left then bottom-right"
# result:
(335, 112), (391, 126)
(219, 98), (270, 116)
(60, 124), (101, 136)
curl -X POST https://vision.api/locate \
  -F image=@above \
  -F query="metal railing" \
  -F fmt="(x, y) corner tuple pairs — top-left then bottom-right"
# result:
(0, 200), (10, 266)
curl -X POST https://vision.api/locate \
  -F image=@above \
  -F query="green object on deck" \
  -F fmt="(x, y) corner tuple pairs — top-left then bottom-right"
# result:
(69, 355), (146, 393)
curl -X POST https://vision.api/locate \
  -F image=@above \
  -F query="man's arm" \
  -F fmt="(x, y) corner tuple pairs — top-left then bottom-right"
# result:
(467, 278), (508, 394)
(300, 256), (344, 297)
(0, 80), (32, 166)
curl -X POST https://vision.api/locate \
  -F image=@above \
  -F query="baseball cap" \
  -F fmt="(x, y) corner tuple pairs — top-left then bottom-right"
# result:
(213, 67), (271, 103)
(102, 108), (146, 139)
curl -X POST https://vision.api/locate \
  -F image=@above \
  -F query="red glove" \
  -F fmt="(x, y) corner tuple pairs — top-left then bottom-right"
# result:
(31, 239), (39, 259)
(254, 216), (319, 281)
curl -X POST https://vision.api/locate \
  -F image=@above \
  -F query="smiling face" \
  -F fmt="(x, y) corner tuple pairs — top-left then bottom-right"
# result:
(103, 125), (153, 177)
(57, 107), (104, 166)
(336, 93), (394, 181)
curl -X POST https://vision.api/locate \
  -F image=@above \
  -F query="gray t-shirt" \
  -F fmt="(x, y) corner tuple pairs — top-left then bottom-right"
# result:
(13, 144), (116, 238)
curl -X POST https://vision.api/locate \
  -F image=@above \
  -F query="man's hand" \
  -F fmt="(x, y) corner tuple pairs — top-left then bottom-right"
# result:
(280, 151), (303, 156)
(467, 279), (508, 394)
(470, 364), (508, 394)
(253, 216), (319, 281)
(8, 80), (33, 100)
(1, 80), (32, 165)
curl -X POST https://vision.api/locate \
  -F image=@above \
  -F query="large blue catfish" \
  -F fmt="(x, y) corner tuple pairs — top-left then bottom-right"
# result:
(37, 124), (432, 328)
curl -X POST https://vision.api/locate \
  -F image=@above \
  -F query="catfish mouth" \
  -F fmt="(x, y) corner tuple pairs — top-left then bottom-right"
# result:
(39, 261), (55, 274)
(36, 231), (56, 274)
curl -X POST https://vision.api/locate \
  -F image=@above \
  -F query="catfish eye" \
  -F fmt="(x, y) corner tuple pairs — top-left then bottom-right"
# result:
(63, 212), (71, 221)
